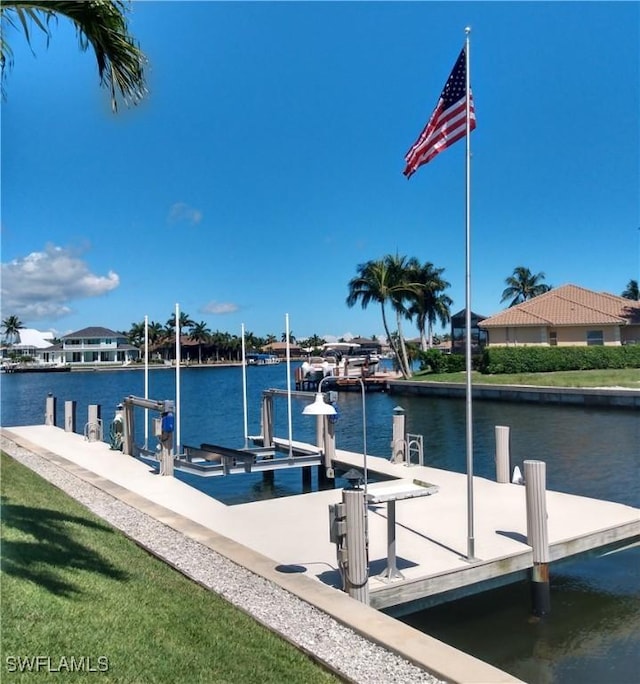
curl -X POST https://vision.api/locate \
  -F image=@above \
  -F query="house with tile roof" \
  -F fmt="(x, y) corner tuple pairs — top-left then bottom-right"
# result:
(56, 326), (140, 365)
(478, 284), (640, 347)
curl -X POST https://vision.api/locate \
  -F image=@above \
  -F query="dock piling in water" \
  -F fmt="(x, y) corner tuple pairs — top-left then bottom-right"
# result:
(525, 459), (551, 616)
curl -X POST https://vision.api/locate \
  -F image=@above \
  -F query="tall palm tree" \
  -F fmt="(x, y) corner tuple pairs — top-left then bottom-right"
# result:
(281, 331), (296, 344)
(188, 321), (211, 364)
(407, 262), (453, 350)
(346, 255), (420, 379)
(1, 0), (147, 112)
(1, 314), (24, 346)
(501, 267), (551, 307)
(622, 279), (639, 301)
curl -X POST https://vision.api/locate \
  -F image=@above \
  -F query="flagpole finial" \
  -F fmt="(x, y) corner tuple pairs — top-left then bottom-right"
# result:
(465, 26), (471, 35)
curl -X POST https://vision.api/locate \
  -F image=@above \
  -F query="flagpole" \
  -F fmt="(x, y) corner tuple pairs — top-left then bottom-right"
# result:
(464, 26), (476, 561)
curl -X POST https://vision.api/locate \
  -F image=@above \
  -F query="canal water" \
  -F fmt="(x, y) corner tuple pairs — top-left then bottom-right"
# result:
(2, 364), (639, 684)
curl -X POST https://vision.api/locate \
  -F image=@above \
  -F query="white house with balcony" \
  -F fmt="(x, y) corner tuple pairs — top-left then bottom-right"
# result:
(57, 326), (140, 365)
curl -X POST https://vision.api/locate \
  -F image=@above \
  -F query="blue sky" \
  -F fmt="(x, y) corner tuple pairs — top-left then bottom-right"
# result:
(2, 1), (638, 342)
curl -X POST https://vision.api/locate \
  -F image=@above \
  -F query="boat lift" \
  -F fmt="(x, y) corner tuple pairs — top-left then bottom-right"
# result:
(121, 393), (326, 479)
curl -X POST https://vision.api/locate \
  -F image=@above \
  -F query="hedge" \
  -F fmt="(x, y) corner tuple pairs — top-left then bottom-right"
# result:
(480, 345), (640, 374)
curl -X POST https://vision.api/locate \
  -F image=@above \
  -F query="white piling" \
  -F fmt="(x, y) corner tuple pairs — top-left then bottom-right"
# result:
(86, 404), (102, 442)
(342, 487), (369, 604)
(64, 400), (76, 432)
(391, 406), (406, 463)
(524, 459), (551, 616)
(495, 425), (511, 483)
(45, 393), (56, 426)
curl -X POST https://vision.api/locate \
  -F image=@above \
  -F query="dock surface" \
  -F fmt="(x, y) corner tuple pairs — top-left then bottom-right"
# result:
(3, 424), (639, 681)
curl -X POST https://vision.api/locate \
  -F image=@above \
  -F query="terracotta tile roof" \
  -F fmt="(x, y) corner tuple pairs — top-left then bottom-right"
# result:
(479, 284), (640, 328)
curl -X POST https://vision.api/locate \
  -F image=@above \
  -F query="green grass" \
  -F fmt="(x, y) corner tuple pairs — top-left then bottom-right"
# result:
(0, 453), (340, 683)
(410, 367), (640, 388)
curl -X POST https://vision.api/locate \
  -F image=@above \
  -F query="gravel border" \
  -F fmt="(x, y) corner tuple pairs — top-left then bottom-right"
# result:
(1, 435), (445, 684)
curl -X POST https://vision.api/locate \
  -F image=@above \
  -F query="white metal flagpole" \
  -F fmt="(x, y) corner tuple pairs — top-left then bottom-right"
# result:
(285, 313), (293, 458)
(464, 26), (476, 561)
(144, 314), (149, 449)
(175, 302), (181, 455)
(241, 323), (249, 448)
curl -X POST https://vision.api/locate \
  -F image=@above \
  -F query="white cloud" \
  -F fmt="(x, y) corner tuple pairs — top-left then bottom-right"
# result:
(1, 244), (119, 322)
(167, 202), (203, 225)
(201, 301), (239, 315)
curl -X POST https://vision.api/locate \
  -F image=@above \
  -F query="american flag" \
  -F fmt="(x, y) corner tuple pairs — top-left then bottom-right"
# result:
(403, 48), (476, 178)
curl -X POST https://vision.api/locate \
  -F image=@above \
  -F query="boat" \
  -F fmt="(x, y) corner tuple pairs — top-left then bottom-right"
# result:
(300, 342), (380, 381)
(1, 362), (71, 373)
(246, 353), (281, 366)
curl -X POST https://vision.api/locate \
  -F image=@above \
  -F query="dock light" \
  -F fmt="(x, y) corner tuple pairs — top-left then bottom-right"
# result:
(302, 375), (369, 558)
(302, 391), (337, 416)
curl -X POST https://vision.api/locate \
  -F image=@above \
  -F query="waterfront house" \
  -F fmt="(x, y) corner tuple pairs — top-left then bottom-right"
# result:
(479, 284), (640, 347)
(451, 310), (488, 354)
(261, 341), (304, 358)
(58, 326), (140, 365)
(0, 328), (55, 362)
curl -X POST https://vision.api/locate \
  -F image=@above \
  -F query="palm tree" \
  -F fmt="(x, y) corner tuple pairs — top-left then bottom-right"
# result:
(501, 267), (552, 307)
(1, 314), (24, 346)
(127, 321), (145, 348)
(346, 255), (420, 379)
(166, 311), (195, 345)
(1, 0), (147, 112)
(188, 321), (211, 364)
(407, 262), (453, 350)
(622, 279), (639, 301)
(281, 331), (296, 344)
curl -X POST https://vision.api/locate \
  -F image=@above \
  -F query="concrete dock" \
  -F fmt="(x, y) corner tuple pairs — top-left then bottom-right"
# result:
(3, 424), (639, 682)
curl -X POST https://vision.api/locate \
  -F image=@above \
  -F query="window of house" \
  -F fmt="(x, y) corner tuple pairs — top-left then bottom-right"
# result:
(586, 330), (604, 346)
(549, 331), (558, 346)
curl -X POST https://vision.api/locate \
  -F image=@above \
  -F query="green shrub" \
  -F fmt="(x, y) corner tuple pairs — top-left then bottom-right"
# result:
(418, 350), (478, 374)
(481, 344), (640, 374)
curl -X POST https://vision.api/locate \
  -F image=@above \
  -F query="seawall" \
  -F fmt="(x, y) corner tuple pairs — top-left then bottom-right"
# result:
(388, 381), (640, 409)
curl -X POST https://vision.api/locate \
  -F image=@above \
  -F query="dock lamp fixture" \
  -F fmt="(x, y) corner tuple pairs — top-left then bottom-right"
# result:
(302, 390), (337, 417)
(302, 376), (369, 539)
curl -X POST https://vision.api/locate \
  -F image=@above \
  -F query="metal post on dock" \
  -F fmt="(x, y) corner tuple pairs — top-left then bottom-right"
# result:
(322, 415), (336, 477)
(495, 425), (511, 483)
(343, 486), (369, 604)
(64, 400), (77, 433)
(391, 406), (406, 463)
(525, 459), (551, 616)
(122, 401), (135, 455)
(261, 393), (274, 448)
(45, 393), (56, 426)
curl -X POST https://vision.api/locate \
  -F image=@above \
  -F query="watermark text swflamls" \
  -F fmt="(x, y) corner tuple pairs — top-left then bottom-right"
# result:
(6, 656), (109, 673)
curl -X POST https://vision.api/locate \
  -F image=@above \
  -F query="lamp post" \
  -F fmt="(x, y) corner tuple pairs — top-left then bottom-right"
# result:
(302, 376), (369, 604)
(302, 376), (368, 503)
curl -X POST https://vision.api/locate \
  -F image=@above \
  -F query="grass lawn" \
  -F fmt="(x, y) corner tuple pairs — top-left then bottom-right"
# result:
(410, 367), (640, 388)
(0, 452), (340, 683)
